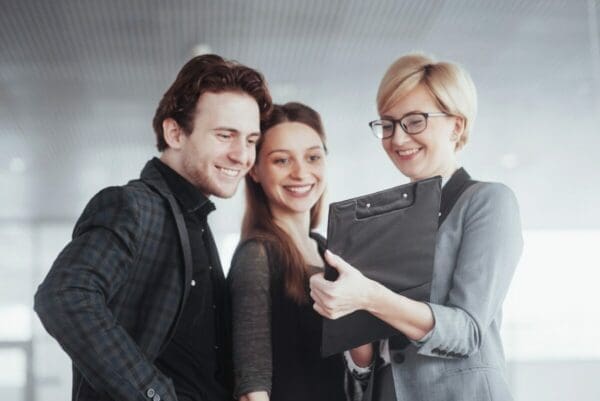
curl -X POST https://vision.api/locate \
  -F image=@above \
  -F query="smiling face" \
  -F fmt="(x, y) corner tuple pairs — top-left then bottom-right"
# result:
(162, 91), (261, 198)
(381, 84), (464, 181)
(250, 121), (326, 218)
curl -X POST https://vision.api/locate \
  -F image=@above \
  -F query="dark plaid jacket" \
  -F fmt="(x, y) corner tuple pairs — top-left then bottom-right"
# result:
(34, 160), (207, 401)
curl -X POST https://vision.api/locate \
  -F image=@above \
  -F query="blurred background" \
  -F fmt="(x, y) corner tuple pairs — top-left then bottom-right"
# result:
(1, 0), (599, 400)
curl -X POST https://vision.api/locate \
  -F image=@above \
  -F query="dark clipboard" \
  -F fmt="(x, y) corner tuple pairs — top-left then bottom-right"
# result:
(321, 176), (441, 357)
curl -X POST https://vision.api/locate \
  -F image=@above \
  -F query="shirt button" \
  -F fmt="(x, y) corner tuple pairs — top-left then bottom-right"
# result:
(209, 265), (213, 270)
(191, 280), (196, 287)
(146, 388), (156, 398)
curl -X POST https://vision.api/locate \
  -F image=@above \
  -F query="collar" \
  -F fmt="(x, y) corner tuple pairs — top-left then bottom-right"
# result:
(439, 167), (472, 222)
(151, 157), (215, 216)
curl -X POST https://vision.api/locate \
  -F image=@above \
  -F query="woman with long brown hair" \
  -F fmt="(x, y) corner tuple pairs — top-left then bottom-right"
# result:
(227, 102), (348, 401)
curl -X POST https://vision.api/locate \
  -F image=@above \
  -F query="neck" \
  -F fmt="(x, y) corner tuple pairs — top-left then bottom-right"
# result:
(410, 162), (459, 182)
(439, 162), (459, 181)
(159, 152), (210, 197)
(271, 208), (311, 243)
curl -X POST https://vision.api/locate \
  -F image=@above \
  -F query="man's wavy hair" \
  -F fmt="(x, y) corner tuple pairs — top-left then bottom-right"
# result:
(152, 54), (272, 151)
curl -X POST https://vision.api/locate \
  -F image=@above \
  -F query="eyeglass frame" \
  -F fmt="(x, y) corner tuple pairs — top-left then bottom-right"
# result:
(368, 112), (450, 139)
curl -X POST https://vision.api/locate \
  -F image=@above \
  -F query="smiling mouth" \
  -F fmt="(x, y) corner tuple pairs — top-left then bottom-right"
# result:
(396, 148), (421, 157)
(283, 184), (314, 194)
(217, 166), (240, 177)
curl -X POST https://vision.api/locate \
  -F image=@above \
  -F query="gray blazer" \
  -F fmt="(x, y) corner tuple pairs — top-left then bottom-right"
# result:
(366, 174), (523, 401)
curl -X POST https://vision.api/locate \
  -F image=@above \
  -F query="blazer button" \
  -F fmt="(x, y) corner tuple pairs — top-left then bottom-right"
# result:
(153, 395), (161, 401)
(146, 388), (156, 398)
(392, 353), (405, 364)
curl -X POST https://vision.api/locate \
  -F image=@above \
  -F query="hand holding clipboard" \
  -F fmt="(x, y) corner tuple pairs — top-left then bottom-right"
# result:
(319, 177), (441, 357)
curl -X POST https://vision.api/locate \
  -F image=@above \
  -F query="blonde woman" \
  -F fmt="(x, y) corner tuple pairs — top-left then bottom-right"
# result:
(310, 54), (523, 401)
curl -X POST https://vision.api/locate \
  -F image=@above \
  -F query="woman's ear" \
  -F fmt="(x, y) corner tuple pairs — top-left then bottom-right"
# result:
(451, 116), (466, 143)
(162, 118), (185, 150)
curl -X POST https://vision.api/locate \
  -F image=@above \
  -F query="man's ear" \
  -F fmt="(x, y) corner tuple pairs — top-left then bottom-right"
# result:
(249, 165), (260, 183)
(162, 118), (185, 150)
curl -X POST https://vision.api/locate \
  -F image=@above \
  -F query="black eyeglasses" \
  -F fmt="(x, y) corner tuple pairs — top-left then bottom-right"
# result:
(369, 112), (449, 139)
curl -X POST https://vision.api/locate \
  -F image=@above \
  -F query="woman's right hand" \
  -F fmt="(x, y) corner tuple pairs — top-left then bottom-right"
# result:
(309, 250), (376, 319)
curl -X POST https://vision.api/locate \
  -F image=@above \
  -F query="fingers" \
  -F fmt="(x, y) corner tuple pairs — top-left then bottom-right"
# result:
(312, 299), (342, 320)
(309, 272), (334, 292)
(310, 283), (340, 319)
(309, 286), (327, 306)
(312, 300), (353, 320)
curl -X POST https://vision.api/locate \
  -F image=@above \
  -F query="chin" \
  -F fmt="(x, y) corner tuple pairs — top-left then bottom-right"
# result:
(207, 182), (240, 199)
(214, 188), (238, 199)
(290, 199), (318, 214)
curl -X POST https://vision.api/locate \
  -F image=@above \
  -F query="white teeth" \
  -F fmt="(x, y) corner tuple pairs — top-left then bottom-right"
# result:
(397, 148), (420, 156)
(218, 167), (239, 177)
(286, 185), (312, 193)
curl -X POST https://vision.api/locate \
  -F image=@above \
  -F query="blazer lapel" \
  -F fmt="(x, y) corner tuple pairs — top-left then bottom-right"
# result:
(439, 168), (476, 227)
(139, 160), (194, 349)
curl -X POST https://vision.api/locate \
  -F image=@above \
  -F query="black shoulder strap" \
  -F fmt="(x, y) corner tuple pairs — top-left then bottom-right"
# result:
(438, 168), (478, 227)
(310, 231), (327, 259)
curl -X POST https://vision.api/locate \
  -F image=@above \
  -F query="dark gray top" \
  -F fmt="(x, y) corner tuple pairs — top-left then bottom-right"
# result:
(228, 239), (348, 401)
(229, 241), (273, 397)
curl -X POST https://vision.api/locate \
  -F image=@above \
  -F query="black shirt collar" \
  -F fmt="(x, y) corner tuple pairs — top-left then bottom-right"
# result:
(439, 167), (472, 223)
(152, 157), (215, 216)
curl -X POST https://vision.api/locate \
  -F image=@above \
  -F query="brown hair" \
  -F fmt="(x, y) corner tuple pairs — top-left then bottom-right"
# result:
(152, 54), (272, 151)
(242, 102), (327, 304)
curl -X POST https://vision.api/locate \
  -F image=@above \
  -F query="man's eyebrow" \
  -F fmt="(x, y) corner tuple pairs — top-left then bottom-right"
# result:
(213, 127), (261, 136)
(212, 126), (239, 133)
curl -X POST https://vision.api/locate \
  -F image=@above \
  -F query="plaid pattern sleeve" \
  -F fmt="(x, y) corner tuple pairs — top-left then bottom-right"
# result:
(34, 186), (177, 401)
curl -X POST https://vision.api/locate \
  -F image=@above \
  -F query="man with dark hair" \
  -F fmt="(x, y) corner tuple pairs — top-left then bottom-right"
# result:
(34, 54), (272, 401)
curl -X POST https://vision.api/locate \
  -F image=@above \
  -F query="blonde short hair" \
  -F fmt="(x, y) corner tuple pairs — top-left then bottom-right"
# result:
(376, 53), (477, 150)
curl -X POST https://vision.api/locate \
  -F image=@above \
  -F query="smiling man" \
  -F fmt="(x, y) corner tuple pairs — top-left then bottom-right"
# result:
(34, 54), (272, 401)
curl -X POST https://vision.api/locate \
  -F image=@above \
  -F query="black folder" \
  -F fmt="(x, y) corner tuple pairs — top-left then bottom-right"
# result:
(321, 176), (441, 357)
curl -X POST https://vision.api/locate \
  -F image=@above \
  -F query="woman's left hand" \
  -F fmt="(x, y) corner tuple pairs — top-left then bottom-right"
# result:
(309, 250), (374, 319)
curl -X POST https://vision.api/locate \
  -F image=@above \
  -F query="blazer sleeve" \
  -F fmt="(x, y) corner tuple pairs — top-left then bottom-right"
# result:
(34, 186), (177, 401)
(417, 183), (523, 359)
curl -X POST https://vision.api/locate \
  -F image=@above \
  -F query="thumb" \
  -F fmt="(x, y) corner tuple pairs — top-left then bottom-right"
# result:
(325, 250), (355, 275)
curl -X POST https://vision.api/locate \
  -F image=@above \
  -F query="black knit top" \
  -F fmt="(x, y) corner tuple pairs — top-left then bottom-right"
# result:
(228, 233), (346, 401)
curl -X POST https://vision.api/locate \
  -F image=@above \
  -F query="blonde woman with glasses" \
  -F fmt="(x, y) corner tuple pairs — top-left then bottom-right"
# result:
(310, 54), (523, 401)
